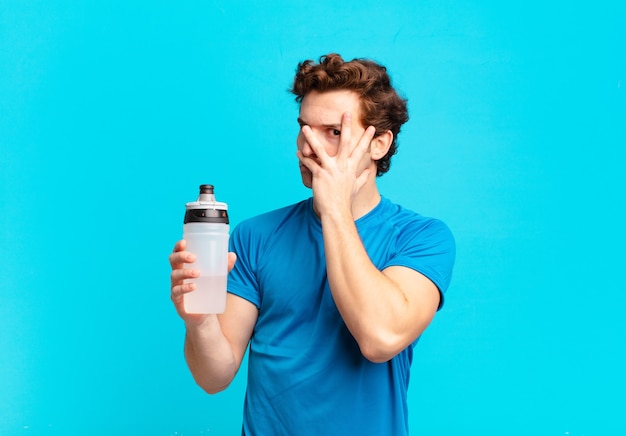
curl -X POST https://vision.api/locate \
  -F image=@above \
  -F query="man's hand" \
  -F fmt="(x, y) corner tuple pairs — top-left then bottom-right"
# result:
(169, 239), (237, 326)
(297, 112), (376, 217)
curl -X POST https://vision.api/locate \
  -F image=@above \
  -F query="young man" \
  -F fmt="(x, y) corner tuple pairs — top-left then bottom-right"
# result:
(169, 53), (455, 435)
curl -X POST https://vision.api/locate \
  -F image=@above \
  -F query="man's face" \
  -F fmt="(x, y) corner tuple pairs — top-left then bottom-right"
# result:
(296, 89), (371, 188)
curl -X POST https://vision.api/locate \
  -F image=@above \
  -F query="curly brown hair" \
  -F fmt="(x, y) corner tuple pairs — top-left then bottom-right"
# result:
(291, 53), (409, 176)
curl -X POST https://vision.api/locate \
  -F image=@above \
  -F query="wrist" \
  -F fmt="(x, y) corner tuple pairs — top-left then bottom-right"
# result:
(185, 313), (220, 337)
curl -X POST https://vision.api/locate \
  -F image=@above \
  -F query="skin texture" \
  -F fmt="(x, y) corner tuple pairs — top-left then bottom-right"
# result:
(169, 89), (440, 393)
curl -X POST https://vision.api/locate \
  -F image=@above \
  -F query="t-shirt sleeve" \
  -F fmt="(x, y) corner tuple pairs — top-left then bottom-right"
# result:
(385, 218), (456, 309)
(227, 222), (262, 309)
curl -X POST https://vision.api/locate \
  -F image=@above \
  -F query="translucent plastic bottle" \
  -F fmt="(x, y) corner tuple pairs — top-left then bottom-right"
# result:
(183, 184), (230, 314)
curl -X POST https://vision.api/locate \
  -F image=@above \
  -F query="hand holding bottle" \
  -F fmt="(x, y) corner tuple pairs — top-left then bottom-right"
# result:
(169, 239), (237, 323)
(170, 184), (231, 319)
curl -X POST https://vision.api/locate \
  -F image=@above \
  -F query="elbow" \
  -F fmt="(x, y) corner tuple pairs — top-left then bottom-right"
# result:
(189, 363), (235, 395)
(203, 385), (228, 395)
(355, 315), (434, 362)
(357, 332), (407, 363)
(197, 377), (232, 395)
(361, 349), (394, 364)
(356, 322), (430, 363)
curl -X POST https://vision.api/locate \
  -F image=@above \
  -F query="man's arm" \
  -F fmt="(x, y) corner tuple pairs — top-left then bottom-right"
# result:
(170, 241), (258, 393)
(321, 212), (440, 363)
(184, 294), (257, 393)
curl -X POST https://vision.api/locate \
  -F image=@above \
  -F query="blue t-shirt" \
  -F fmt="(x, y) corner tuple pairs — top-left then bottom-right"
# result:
(228, 197), (455, 435)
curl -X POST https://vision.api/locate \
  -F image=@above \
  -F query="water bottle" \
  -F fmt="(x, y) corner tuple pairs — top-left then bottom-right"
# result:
(183, 184), (230, 314)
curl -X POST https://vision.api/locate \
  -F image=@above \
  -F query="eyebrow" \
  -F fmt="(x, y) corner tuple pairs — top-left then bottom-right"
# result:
(297, 117), (341, 129)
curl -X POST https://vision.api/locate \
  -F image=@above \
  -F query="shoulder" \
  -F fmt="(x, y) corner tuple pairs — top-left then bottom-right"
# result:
(376, 198), (454, 244)
(374, 198), (456, 299)
(373, 197), (456, 267)
(232, 198), (312, 240)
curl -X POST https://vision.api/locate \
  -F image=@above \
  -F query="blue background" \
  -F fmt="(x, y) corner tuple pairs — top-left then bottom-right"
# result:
(1, 1), (624, 435)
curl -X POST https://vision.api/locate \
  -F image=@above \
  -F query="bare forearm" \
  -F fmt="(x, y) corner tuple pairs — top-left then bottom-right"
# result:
(184, 315), (237, 394)
(321, 211), (412, 361)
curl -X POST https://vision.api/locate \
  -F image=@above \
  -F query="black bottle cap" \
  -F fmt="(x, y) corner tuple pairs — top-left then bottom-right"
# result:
(184, 208), (229, 224)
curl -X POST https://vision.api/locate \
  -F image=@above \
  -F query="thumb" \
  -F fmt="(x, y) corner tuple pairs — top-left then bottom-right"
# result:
(228, 252), (237, 272)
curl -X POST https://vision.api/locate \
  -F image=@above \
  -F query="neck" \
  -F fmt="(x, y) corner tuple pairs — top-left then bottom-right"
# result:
(350, 181), (381, 220)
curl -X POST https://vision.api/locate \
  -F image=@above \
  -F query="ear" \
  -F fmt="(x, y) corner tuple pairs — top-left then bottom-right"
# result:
(370, 130), (393, 160)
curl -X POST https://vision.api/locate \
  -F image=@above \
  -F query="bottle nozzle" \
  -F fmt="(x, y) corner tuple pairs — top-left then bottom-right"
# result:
(198, 184), (216, 202)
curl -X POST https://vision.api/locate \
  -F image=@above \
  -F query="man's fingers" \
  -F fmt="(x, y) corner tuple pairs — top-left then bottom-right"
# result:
(352, 125), (376, 157)
(174, 239), (186, 251)
(301, 126), (331, 165)
(228, 252), (237, 272)
(338, 112), (353, 158)
(171, 267), (199, 284)
(169, 250), (196, 269)
(171, 282), (196, 299)
(355, 167), (372, 192)
(296, 150), (320, 174)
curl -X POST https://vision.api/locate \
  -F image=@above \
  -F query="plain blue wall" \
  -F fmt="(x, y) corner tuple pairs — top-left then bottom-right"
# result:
(1, 1), (624, 434)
